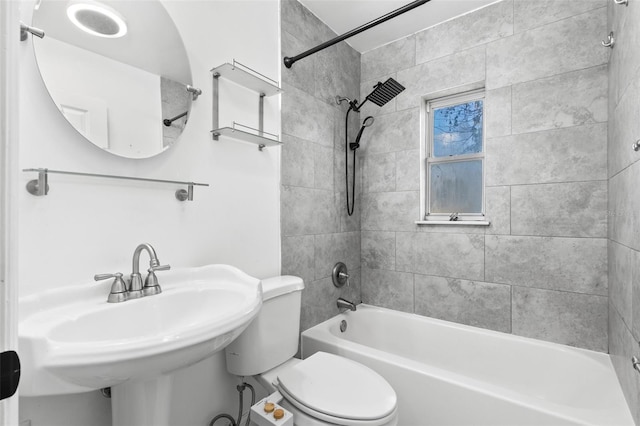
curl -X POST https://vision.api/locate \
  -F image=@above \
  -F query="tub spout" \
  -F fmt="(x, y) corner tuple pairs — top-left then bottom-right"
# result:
(337, 297), (357, 312)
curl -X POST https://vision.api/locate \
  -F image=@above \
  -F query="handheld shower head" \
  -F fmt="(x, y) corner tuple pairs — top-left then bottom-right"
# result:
(350, 116), (375, 151)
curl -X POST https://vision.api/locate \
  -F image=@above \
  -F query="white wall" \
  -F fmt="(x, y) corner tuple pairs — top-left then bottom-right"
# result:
(18, 0), (281, 424)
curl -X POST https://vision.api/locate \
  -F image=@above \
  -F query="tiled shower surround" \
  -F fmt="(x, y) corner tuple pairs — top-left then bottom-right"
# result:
(280, 0), (640, 420)
(280, 0), (363, 332)
(283, 0), (609, 347)
(359, 0), (610, 353)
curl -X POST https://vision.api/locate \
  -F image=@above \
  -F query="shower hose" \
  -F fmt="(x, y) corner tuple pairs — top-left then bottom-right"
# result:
(345, 106), (357, 216)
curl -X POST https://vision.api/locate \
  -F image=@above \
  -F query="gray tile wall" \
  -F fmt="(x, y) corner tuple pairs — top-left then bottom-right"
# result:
(280, 0), (362, 332)
(608, 0), (640, 422)
(359, 0), (609, 352)
(284, 0), (640, 419)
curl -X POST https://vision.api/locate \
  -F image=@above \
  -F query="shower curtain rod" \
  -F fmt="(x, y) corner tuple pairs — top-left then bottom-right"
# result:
(163, 111), (188, 127)
(283, 0), (430, 68)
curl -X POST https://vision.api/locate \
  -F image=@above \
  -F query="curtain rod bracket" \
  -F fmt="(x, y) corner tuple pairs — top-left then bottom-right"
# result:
(283, 57), (295, 69)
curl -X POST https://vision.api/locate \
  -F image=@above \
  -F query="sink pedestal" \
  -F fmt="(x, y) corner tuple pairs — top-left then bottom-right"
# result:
(111, 375), (173, 426)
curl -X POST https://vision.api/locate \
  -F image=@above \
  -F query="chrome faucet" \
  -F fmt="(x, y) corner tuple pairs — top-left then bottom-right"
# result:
(129, 243), (170, 298)
(337, 297), (357, 312)
(94, 243), (170, 303)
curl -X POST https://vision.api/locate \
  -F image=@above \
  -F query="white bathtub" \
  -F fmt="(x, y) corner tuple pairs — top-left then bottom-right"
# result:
(301, 305), (633, 426)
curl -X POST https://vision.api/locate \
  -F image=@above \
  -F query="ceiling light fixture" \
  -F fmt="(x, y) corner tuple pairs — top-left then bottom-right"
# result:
(66, 2), (127, 38)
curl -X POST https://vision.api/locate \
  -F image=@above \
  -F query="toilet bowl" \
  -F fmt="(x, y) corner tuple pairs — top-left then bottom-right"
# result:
(225, 276), (398, 426)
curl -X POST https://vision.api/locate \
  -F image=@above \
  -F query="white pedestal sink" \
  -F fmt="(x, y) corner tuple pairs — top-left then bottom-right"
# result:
(19, 264), (262, 425)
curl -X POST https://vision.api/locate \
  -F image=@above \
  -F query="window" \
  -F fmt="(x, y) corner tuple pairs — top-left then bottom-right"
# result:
(422, 90), (485, 222)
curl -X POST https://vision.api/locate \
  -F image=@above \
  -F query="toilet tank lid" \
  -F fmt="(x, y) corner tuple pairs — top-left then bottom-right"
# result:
(261, 276), (304, 301)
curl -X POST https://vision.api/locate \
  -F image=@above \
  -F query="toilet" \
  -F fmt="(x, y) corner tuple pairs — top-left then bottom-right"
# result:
(225, 276), (398, 426)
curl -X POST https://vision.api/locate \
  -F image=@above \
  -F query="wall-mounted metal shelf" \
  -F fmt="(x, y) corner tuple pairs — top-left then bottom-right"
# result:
(23, 168), (209, 201)
(211, 60), (282, 150)
(211, 123), (280, 151)
(211, 62), (281, 96)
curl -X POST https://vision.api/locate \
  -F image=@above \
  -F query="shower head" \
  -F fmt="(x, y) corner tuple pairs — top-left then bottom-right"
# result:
(365, 78), (405, 107)
(350, 116), (375, 151)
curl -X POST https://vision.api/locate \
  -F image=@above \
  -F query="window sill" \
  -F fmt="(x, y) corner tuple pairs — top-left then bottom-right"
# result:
(415, 220), (491, 226)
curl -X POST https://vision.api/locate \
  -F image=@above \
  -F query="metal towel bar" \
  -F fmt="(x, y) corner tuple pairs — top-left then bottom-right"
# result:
(23, 168), (209, 201)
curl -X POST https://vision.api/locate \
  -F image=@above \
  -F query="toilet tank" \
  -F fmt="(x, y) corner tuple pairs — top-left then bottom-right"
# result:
(225, 276), (304, 376)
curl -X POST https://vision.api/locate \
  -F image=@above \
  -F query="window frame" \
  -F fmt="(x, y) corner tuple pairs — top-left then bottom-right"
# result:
(420, 89), (486, 222)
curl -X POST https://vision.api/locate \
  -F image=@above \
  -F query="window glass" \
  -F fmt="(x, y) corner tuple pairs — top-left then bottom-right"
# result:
(424, 90), (485, 219)
(433, 100), (483, 157)
(429, 160), (483, 213)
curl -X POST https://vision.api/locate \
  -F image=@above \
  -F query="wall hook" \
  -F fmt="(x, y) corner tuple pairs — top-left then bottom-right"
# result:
(602, 31), (615, 48)
(20, 22), (45, 41)
(614, 0), (628, 6)
(186, 85), (202, 101)
(633, 140), (640, 152)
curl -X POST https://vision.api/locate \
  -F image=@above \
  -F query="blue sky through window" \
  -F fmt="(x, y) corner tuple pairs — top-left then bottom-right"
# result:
(433, 100), (483, 157)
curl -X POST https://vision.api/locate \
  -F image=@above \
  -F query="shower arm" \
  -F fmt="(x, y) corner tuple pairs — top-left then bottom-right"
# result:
(283, 0), (430, 68)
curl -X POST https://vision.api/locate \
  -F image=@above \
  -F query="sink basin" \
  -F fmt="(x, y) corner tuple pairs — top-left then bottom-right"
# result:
(19, 264), (262, 397)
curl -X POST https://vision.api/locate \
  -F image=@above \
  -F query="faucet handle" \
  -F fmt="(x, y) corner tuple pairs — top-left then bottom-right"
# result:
(94, 272), (128, 303)
(94, 272), (123, 281)
(150, 264), (171, 272)
(143, 264), (169, 296)
(332, 262), (350, 288)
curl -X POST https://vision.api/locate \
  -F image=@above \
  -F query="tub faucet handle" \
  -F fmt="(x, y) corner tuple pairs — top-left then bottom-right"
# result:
(332, 262), (350, 288)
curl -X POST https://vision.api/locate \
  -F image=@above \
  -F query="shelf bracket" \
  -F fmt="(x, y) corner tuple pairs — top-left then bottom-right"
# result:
(212, 73), (220, 141)
(186, 85), (202, 101)
(259, 93), (265, 137)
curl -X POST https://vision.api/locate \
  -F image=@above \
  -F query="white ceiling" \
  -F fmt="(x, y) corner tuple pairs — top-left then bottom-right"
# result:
(298, 0), (498, 53)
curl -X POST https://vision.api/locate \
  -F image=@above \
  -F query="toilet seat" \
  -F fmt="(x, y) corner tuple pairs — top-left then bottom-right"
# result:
(275, 352), (397, 425)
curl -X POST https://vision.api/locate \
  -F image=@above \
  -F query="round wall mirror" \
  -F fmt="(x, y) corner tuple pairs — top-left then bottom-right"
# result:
(31, 0), (194, 159)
